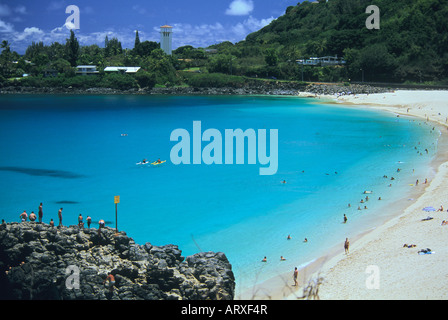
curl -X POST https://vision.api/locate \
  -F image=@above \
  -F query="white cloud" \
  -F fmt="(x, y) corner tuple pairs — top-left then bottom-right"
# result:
(15, 27), (44, 41)
(0, 19), (14, 33)
(148, 16), (274, 49)
(231, 16), (274, 38)
(225, 0), (254, 16)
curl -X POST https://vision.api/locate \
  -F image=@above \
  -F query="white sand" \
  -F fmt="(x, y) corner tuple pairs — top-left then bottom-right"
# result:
(238, 90), (448, 300)
(302, 90), (448, 300)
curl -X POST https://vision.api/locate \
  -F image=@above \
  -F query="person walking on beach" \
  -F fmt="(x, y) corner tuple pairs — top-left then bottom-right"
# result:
(293, 267), (299, 287)
(38, 203), (43, 223)
(344, 238), (350, 254)
(58, 208), (63, 227)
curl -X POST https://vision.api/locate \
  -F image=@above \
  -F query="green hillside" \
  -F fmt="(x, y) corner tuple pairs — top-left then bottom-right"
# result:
(229, 0), (448, 83)
(1, 0), (447, 88)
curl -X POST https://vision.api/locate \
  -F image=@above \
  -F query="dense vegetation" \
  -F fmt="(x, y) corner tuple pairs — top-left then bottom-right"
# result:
(239, 0), (448, 83)
(0, 0), (447, 89)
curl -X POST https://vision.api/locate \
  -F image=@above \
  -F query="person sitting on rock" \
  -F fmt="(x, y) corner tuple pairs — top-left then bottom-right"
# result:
(29, 212), (37, 222)
(19, 210), (27, 222)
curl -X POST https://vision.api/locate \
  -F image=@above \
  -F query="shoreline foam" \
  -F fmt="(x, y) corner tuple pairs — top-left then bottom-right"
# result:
(237, 90), (448, 300)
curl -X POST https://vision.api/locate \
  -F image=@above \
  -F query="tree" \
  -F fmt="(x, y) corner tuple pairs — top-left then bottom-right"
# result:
(65, 29), (80, 66)
(105, 37), (123, 57)
(134, 30), (141, 49)
(207, 54), (236, 74)
(135, 70), (156, 88)
(265, 48), (278, 66)
(135, 41), (159, 57)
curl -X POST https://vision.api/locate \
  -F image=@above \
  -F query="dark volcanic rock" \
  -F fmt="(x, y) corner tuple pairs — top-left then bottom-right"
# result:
(0, 222), (235, 300)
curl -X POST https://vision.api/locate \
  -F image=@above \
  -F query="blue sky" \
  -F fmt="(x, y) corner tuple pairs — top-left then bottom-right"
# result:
(0, 0), (301, 54)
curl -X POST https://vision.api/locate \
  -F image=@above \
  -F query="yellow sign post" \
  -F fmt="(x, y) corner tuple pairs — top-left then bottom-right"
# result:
(114, 196), (120, 233)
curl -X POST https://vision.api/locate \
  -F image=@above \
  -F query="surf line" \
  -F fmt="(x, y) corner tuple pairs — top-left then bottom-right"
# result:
(170, 121), (278, 176)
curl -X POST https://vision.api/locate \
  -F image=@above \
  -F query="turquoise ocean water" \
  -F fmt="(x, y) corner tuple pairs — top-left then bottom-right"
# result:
(0, 94), (439, 294)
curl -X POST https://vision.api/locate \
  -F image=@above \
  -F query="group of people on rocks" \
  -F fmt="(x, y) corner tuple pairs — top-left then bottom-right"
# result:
(15, 202), (106, 233)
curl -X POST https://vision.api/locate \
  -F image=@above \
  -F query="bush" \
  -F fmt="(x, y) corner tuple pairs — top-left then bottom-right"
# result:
(184, 73), (246, 88)
(98, 73), (137, 90)
(135, 70), (156, 89)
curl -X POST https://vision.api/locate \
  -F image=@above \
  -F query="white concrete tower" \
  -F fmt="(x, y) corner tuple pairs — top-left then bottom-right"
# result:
(160, 25), (173, 55)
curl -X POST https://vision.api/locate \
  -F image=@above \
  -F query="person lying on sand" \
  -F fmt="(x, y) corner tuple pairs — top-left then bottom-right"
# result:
(403, 244), (416, 248)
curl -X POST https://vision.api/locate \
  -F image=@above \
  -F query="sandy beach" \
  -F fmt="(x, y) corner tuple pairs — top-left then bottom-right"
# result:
(238, 90), (448, 300)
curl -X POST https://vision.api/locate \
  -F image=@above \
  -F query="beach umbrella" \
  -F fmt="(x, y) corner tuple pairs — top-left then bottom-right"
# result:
(422, 206), (436, 212)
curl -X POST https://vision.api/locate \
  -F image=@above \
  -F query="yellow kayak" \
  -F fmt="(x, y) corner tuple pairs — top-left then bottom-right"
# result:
(151, 160), (166, 166)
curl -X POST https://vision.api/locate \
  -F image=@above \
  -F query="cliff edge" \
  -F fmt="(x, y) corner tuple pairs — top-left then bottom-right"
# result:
(0, 222), (235, 300)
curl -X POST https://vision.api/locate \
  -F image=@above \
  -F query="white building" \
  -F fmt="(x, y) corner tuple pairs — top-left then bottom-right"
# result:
(75, 65), (99, 76)
(296, 56), (346, 66)
(160, 25), (173, 55)
(104, 67), (141, 74)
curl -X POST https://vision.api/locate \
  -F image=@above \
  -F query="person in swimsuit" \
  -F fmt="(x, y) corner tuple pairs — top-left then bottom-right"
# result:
(29, 212), (36, 222)
(58, 208), (63, 227)
(293, 267), (299, 286)
(344, 238), (350, 254)
(104, 273), (116, 293)
(38, 203), (43, 223)
(20, 210), (27, 222)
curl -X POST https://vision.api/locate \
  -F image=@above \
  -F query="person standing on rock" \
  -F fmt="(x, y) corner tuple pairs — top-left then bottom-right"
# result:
(103, 273), (116, 293)
(78, 214), (84, 229)
(86, 216), (92, 228)
(58, 208), (63, 227)
(38, 203), (43, 223)
(98, 219), (105, 236)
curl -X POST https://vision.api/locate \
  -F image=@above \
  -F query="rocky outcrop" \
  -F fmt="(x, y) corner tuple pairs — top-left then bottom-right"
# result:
(0, 222), (235, 300)
(0, 81), (306, 96)
(302, 83), (391, 95)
